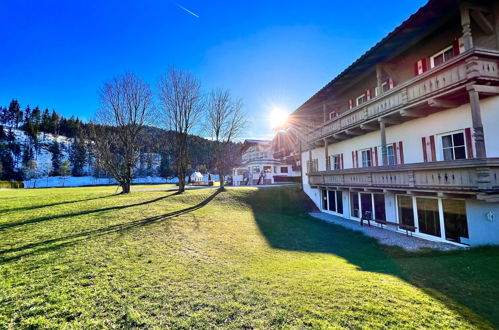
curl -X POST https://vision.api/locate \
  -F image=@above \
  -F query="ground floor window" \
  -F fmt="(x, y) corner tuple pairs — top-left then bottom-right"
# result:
(417, 198), (441, 237)
(321, 189), (328, 210)
(326, 190), (343, 214)
(350, 192), (359, 218)
(350, 192), (385, 221)
(396, 195), (469, 243)
(397, 195), (415, 230)
(442, 199), (469, 243)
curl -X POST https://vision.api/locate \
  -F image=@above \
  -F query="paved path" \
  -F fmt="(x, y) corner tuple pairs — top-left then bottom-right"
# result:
(310, 212), (462, 251)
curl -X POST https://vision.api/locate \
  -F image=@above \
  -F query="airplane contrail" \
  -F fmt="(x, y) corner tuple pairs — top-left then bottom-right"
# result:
(176, 4), (200, 18)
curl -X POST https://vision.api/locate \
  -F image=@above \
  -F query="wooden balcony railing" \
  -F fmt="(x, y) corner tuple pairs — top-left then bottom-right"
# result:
(307, 158), (499, 192)
(308, 49), (499, 143)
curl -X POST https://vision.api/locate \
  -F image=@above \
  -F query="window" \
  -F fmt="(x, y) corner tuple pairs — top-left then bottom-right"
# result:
(386, 145), (395, 165)
(361, 149), (372, 167)
(350, 192), (359, 218)
(397, 195), (415, 231)
(280, 166), (288, 173)
(430, 45), (455, 68)
(356, 94), (366, 106)
(417, 198), (441, 237)
(375, 82), (389, 97)
(252, 167), (260, 174)
(443, 199), (469, 243)
(329, 155), (341, 170)
(307, 159), (318, 173)
(373, 194), (386, 221)
(263, 166), (272, 173)
(321, 189), (328, 210)
(441, 131), (466, 160)
(329, 111), (338, 120)
(326, 190), (343, 214)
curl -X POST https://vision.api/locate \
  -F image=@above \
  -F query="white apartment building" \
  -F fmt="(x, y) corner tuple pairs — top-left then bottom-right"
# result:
(287, 0), (499, 246)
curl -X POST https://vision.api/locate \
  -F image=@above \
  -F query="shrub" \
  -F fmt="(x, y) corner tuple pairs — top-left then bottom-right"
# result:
(0, 180), (24, 189)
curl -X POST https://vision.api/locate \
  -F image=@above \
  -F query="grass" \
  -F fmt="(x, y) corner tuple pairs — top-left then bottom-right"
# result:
(0, 186), (498, 328)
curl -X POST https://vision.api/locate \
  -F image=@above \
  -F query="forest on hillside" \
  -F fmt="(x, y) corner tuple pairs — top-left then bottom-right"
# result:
(0, 99), (242, 182)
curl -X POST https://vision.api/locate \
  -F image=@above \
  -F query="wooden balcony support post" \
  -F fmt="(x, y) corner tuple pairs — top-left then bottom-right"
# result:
(324, 138), (329, 171)
(460, 4), (473, 50)
(379, 118), (388, 166)
(467, 86), (487, 157)
(376, 65), (383, 96)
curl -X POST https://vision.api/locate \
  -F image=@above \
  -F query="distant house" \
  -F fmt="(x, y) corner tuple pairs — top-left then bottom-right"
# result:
(190, 171), (203, 183)
(282, 0), (499, 247)
(232, 139), (299, 186)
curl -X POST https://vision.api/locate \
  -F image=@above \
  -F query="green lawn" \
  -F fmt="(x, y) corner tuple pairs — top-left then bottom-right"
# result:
(0, 186), (498, 328)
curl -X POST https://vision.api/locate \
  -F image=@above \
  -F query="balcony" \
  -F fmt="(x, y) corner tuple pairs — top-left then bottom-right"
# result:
(308, 49), (499, 144)
(308, 158), (499, 197)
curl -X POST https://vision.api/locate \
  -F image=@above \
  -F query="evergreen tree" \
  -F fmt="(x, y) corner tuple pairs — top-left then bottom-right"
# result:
(0, 125), (6, 140)
(0, 147), (16, 180)
(50, 110), (59, 135)
(49, 140), (62, 176)
(41, 109), (51, 132)
(70, 134), (86, 176)
(7, 100), (21, 128)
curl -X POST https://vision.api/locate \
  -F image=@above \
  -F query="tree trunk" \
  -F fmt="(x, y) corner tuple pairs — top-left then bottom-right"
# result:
(122, 181), (131, 194)
(178, 166), (186, 193)
(219, 171), (225, 189)
(122, 163), (132, 194)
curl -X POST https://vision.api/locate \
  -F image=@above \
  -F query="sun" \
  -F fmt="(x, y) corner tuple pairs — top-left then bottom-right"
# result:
(269, 108), (289, 130)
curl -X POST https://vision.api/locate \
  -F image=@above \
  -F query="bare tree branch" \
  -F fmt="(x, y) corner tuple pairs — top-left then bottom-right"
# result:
(205, 89), (247, 188)
(157, 67), (204, 193)
(90, 73), (153, 194)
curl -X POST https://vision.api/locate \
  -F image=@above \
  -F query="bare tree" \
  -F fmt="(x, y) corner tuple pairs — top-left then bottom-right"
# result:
(206, 89), (247, 189)
(157, 68), (203, 193)
(90, 73), (153, 194)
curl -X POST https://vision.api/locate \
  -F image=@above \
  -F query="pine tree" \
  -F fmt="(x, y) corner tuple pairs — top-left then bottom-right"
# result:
(7, 100), (21, 129)
(49, 140), (62, 176)
(70, 134), (86, 176)
(41, 109), (51, 132)
(50, 110), (59, 135)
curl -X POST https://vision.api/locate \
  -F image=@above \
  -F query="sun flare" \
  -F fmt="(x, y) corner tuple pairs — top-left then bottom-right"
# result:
(269, 108), (289, 130)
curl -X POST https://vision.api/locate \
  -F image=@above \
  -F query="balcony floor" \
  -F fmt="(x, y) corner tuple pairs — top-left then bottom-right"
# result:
(309, 212), (461, 251)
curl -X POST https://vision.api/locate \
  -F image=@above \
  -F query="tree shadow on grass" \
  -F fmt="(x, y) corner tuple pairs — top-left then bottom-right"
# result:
(237, 187), (499, 329)
(0, 192), (180, 231)
(0, 189), (222, 264)
(0, 193), (117, 215)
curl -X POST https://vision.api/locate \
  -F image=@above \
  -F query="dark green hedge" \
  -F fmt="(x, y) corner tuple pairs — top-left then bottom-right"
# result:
(0, 181), (24, 189)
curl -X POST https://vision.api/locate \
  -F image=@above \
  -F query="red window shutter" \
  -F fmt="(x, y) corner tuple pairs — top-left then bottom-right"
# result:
(340, 153), (344, 169)
(414, 62), (419, 76)
(355, 150), (359, 168)
(398, 141), (404, 164)
(349, 99), (353, 109)
(374, 146), (378, 166)
(465, 127), (473, 158)
(422, 58), (427, 73)
(422, 137), (428, 162)
(453, 39), (460, 56)
(392, 142), (398, 164)
(429, 135), (437, 161)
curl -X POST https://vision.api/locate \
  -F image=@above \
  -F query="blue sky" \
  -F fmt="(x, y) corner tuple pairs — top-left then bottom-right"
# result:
(0, 0), (427, 140)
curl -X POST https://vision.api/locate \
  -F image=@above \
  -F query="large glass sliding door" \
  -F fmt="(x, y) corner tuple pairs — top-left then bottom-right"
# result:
(321, 189), (328, 210)
(373, 194), (386, 221)
(325, 190), (343, 214)
(396, 195), (469, 243)
(443, 199), (468, 243)
(397, 195), (415, 230)
(417, 198), (441, 237)
(360, 193), (373, 220)
(327, 190), (336, 212)
(349, 192), (386, 221)
(350, 192), (359, 218)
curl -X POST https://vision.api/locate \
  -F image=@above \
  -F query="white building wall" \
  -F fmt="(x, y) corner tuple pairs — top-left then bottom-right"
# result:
(300, 96), (499, 246)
